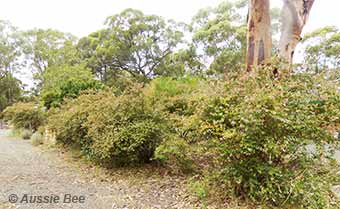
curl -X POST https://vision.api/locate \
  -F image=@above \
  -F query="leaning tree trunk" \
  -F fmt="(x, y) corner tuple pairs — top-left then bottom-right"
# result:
(246, 0), (272, 72)
(279, 0), (315, 65)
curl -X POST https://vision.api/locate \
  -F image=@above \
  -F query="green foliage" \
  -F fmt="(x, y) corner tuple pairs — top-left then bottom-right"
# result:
(0, 20), (23, 74)
(189, 179), (209, 200)
(48, 88), (167, 166)
(42, 79), (103, 109)
(85, 87), (166, 165)
(155, 47), (204, 77)
(302, 26), (340, 72)
(22, 29), (79, 80)
(40, 64), (103, 109)
(0, 21), (23, 111)
(198, 71), (340, 208)
(47, 90), (105, 148)
(145, 76), (206, 142)
(78, 9), (185, 83)
(155, 137), (196, 173)
(2, 102), (45, 131)
(43, 70), (340, 207)
(0, 72), (22, 112)
(146, 76), (201, 98)
(191, 0), (247, 74)
(146, 76), (220, 130)
(2, 5), (340, 208)
(41, 64), (94, 92)
(58, 80), (103, 100)
(146, 77), (215, 173)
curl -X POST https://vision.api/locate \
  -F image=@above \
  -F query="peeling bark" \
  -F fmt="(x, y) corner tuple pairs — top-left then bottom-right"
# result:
(279, 0), (315, 66)
(246, 0), (272, 72)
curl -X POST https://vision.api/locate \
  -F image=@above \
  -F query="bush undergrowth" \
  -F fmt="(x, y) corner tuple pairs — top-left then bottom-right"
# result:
(29, 72), (340, 208)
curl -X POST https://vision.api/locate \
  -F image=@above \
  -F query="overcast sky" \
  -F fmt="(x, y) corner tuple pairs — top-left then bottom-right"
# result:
(1, 0), (339, 88)
(1, 0), (338, 38)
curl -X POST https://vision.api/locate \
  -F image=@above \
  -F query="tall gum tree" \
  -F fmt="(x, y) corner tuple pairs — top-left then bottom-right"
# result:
(246, 0), (315, 71)
(246, 0), (272, 71)
(279, 0), (315, 65)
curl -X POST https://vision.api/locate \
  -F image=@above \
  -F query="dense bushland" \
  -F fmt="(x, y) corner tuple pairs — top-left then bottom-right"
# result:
(46, 73), (340, 207)
(3, 72), (340, 208)
(145, 72), (340, 208)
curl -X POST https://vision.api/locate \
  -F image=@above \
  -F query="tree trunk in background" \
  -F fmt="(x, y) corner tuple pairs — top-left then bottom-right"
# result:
(279, 0), (315, 66)
(246, 0), (272, 72)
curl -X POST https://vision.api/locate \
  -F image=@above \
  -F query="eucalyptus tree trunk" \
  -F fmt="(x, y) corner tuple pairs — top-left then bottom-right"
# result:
(279, 0), (315, 65)
(246, 0), (272, 72)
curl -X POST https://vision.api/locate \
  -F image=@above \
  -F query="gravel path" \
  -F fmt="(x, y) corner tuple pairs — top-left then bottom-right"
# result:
(0, 130), (197, 209)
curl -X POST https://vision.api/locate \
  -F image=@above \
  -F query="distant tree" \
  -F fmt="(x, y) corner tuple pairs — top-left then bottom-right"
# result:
(0, 20), (23, 75)
(155, 46), (204, 77)
(78, 9), (184, 83)
(0, 72), (22, 112)
(302, 26), (340, 73)
(22, 29), (79, 81)
(192, 0), (248, 74)
(0, 20), (23, 112)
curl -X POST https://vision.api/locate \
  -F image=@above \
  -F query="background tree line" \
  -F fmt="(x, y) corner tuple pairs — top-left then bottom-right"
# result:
(2, 0), (339, 111)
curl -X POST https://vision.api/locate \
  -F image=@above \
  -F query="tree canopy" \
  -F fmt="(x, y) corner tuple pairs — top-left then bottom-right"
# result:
(78, 9), (185, 83)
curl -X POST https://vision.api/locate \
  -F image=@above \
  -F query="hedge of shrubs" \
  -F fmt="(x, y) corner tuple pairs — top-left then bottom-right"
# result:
(197, 73), (340, 208)
(150, 73), (340, 208)
(2, 102), (45, 131)
(2, 73), (340, 208)
(47, 86), (168, 166)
